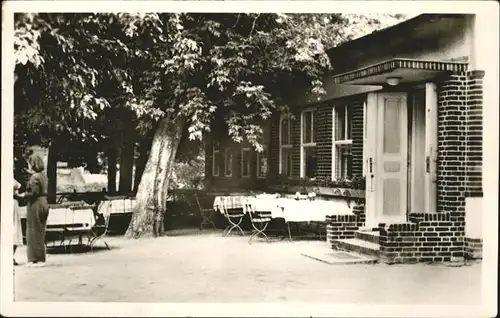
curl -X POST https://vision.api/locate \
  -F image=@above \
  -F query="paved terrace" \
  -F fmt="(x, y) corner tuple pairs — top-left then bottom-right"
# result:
(14, 230), (481, 303)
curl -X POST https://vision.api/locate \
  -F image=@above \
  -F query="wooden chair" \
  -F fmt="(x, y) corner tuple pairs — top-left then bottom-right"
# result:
(195, 193), (216, 230)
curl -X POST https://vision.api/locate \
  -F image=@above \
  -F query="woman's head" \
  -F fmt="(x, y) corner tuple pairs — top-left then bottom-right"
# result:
(28, 154), (45, 173)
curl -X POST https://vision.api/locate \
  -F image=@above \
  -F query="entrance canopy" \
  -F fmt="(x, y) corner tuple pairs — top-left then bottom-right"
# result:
(331, 58), (468, 85)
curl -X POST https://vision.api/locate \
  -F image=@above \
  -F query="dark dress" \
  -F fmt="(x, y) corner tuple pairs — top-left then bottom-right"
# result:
(25, 172), (49, 263)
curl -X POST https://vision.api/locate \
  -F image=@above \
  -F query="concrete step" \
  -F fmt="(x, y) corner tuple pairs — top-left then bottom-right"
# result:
(354, 230), (380, 244)
(331, 238), (380, 257)
(302, 250), (378, 265)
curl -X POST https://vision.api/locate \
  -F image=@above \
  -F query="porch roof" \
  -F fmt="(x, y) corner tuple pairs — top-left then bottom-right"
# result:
(331, 58), (468, 85)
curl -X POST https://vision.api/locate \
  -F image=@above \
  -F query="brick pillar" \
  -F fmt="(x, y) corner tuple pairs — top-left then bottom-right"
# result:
(436, 72), (468, 214)
(436, 72), (469, 260)
(351, 99), (365, 177)
(466, 70), (484, 195)
(316, 104), (333, 178)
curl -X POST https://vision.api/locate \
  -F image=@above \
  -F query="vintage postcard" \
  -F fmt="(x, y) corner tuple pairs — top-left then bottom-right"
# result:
(1, 1), (498, 317)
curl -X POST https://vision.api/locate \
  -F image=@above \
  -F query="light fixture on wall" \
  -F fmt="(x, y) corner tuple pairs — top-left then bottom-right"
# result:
(386, 76), (402, 86)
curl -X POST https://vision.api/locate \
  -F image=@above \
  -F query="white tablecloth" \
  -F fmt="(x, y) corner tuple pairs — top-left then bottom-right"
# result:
(46, 206), (95, 228)
(97, 198), (136, 215)
(213, 196), (248, 213)
(245, 197), (353, 223)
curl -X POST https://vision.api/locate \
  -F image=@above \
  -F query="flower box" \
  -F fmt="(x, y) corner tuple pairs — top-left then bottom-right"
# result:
(267, 184), (365, 200)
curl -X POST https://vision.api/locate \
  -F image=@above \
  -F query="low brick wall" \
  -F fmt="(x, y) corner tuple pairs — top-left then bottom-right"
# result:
(326, 204), (365, 246)
(465, 237), (482, 259)
(379, 212), (466, 264)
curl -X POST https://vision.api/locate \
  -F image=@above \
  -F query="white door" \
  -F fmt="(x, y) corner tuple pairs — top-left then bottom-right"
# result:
(375, 93), (408, 224)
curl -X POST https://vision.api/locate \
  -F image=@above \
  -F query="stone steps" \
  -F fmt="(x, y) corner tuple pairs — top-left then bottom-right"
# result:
(354, 230), (380, 244)
(332, 238), (380, 258)
(301, 250), (378, 265)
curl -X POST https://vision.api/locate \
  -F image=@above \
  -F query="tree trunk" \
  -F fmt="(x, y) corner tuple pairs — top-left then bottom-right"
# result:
(47, 143), (58, 204)
(107, 145), (118, 195)
(119, 111), (136, 194)
(133, 135), (153, 192)
(125, 116), (184, 238)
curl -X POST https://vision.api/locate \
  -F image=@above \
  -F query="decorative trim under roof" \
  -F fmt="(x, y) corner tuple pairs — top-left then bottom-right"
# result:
(332, 58), (469, 84)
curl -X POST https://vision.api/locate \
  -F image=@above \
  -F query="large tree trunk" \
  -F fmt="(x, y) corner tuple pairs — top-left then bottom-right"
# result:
(47, 143), (58, 204)
(133, 135), (153, 192)
(125, 116), (184, 239)
(119, 111), (136, 194)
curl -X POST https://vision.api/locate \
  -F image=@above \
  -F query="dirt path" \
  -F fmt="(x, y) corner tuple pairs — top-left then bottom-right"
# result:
(14, 230), (481, 303)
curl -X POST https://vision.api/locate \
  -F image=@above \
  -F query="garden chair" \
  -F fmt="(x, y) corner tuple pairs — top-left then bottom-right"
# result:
(246, 202), (272, 244)
(195, 192), (216, 230)
(220, 198), (246, 237)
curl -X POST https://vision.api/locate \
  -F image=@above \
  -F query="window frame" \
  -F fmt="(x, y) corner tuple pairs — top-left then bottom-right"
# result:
(300, 108), (317, 178)
(256, 145), (268, 179)
(224, 148), (233, 177)
(212, 140), (220, 177)
(279, 115), (293, 176)
(331, 104), (354, 180)
(240, 146), (252, 178)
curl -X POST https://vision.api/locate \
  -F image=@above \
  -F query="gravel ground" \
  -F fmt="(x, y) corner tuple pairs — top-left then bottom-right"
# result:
(13, 229), (481, 304)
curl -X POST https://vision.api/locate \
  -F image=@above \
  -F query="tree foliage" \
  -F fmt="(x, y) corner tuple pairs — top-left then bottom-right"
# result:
(14, 12), (407, 153)
(14, 12), (408, 237)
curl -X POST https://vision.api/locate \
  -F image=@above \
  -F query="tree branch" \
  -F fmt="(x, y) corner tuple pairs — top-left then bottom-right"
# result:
(249, 14), (260, 40)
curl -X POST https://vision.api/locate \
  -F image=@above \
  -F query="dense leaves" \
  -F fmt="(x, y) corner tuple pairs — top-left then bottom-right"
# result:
(14, 12), (407, 154)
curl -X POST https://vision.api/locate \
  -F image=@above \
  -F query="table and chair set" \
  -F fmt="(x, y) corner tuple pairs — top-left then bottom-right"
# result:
(210, 192), (353, 244)
(20, 195), (137, 253)
(21, 190), (352, 251)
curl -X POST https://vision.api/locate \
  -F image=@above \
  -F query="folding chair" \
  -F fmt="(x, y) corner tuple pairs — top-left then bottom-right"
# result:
(221, 198), (245, 237)
(90, 200), (113, 250)
(195, 193), (216, 230)
(247, 202), (272, 244)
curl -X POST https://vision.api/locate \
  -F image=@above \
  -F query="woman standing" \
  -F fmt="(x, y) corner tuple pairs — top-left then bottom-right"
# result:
(19, 154), (49, 267)
(13, 179), (24, 266)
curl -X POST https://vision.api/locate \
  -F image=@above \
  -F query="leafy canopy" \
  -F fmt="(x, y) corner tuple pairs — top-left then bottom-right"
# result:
(14, 13), (407, 152)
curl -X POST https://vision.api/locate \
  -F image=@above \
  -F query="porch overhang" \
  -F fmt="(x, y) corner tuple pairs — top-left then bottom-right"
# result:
(331, 58), (468, 85)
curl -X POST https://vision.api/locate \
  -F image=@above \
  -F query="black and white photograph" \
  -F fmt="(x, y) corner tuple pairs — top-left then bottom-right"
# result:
(1, 1), (498, 317)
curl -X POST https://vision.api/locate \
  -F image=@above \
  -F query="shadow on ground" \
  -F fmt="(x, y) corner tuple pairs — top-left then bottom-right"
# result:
(47, 244), (116, 255)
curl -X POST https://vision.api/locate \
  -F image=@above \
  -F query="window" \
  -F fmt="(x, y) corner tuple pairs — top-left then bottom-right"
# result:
(279, 116), (293, 177)
(241, 146), (251, 178)
(224, 148), (233, 177)
(212, 141), (220, 177)
(332, 105), (353, 180)
(257, 145), (268, 178)
(301, 109), (317, 178)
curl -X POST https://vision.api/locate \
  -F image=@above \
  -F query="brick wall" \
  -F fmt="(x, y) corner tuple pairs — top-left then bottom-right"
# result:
(466, 70), (484, 195)
(437, 72), (468, 215)
(269, 112), (280, 181)
(204, 123), (268, 191)
(378, 212), (465, 264)
(326, 204), (365, 244)
(465, 237), (482, 259)
(316, 104), (333, 178)
(350, 99), (364, 177)
(291, 110), (301, 177)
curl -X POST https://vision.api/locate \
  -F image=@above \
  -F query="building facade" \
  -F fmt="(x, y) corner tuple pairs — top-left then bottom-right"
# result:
(205, 14), (486, 263)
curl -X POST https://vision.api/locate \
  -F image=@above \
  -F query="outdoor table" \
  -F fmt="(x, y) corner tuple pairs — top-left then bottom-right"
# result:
(244, 197), (353, 241)
(213, 195), (250, 236)
(45, 203), (97, 251)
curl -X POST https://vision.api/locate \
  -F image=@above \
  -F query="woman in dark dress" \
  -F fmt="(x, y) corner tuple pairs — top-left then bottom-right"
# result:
(19, 154), (49, 267)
